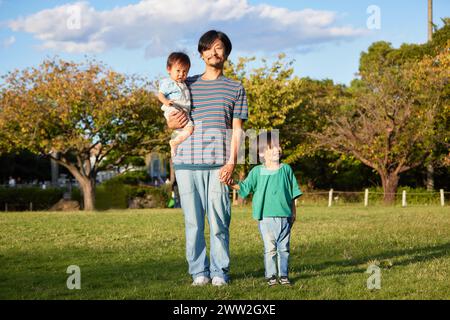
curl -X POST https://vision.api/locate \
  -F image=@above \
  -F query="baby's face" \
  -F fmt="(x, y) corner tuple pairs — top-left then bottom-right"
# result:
(168, 63), (189, 83)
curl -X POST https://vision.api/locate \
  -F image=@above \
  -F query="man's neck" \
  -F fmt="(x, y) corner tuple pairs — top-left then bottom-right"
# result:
(202, 66), (223, 80)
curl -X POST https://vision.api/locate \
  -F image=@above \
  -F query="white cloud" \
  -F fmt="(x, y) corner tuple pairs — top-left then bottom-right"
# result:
(8, 0), (367, 56)
(2, 35), (15, 48)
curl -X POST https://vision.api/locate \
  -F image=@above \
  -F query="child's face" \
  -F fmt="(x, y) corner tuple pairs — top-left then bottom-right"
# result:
(168, 63), (189, 83)
(263, 146), (281, 163)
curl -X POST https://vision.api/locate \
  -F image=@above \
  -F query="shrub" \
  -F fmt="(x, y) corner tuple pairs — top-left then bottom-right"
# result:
(71, 170), (171, 210)
(0, 187), (63, 211)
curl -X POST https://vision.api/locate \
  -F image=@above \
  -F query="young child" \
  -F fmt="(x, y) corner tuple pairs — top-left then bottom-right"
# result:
(158, 52), (194, 157)
(229, 131), (302, 286)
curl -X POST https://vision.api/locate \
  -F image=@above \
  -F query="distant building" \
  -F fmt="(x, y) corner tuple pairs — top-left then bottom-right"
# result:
(146, 152), (168, 185)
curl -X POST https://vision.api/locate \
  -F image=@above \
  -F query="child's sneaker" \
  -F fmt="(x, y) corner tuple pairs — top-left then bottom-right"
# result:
(279, 276), (291, 285)
(267, 275), (278, 286)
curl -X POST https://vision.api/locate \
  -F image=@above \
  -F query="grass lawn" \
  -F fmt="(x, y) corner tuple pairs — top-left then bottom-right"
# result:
(0, 205), (449, 299)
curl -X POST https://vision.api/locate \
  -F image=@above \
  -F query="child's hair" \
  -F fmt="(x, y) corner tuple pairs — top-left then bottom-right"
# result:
(257, 130), (280, 162)
(166, 52), (191, 69)
(198, 30), (232, 58)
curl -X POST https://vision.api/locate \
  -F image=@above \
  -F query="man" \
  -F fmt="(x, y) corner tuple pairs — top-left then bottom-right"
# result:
(166, 30), (248, 286)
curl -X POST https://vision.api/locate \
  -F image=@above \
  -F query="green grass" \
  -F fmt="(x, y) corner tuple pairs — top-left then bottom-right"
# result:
(0, 205), (449, 299)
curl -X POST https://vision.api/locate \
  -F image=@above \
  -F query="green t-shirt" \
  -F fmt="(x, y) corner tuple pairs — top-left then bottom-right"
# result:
(237, 163), (302, 221)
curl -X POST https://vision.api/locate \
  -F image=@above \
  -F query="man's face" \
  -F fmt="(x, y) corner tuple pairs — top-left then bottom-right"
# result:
(201, 39), (226, 68)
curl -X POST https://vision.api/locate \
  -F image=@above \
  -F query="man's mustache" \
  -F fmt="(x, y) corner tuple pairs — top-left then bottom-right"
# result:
(206, 54), (223, 59)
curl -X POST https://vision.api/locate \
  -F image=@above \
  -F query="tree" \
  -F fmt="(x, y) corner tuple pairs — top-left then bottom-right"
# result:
(224, 56), (352, 190)
(0, 58), (166, 210)
(359, 20), (450, 190)
(223, 55), (303, 190)
(311, 44), (449, 204)
(225, 54), (302, 130)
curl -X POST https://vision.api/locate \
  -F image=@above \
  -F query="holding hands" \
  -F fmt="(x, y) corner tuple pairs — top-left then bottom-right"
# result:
(219, 163), (235, 185)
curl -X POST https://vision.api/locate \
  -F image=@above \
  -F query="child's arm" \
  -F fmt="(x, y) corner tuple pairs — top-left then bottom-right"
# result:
(291, 200), (297, 224)
(226, 169), (256, 199)
(158, 92), (173, 106)
(229, 181), (240, 190)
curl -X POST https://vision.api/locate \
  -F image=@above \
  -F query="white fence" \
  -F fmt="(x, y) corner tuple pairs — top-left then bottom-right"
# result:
(302, 189), (449, 207)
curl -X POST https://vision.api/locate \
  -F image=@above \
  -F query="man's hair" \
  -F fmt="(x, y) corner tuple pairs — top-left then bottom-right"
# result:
(166, 52), (191, 69)
(198, 30), (232, 57)
(258, 131), (280, 161)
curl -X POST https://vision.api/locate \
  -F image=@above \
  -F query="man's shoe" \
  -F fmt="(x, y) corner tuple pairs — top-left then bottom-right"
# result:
(192, 276), (210, 286)
(267, 275), (278, 286)
(279, 276), (291, 285)
(212, 277), (228, 286)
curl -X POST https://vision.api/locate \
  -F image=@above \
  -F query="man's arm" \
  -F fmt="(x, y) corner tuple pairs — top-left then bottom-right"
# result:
(166, 110), (189, 129)
(219, 118), (243, 184)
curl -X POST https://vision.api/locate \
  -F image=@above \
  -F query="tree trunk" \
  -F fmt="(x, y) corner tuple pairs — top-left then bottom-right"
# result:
(426, 163), (434, 191)
(79, 177), (96, 211)
(380, 173), (399, 205)
(53, 156), (97, 211)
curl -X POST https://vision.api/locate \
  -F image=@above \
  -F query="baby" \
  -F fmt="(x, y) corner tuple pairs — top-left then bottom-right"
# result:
(158, 52), (194, 157)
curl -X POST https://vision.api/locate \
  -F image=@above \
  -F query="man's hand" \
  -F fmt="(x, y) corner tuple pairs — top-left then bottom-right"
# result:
(219, 163), (235, 185)
(167, 110), (188, 129)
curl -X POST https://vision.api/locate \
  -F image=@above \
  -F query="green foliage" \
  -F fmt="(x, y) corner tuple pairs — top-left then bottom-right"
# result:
(102, 170), (150, 186)
(0, 187), (63, 211)
(359, 20), (450, 75)
(225, 54), (301, 130)
(0, 57), (166, 210)
(367, 186), (445, 205)
(71, 170), (170, 210)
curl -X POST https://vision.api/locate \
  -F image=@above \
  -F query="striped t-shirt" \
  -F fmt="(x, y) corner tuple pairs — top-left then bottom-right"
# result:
(173, 74), (248, 170)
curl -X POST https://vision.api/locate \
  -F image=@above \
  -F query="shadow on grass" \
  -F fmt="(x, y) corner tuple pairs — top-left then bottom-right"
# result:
(289, 242), (450, 283)
(1, 241), (449, 298)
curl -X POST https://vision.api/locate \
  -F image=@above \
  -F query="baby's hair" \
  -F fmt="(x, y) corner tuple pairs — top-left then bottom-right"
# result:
(167, 52), (191, 69)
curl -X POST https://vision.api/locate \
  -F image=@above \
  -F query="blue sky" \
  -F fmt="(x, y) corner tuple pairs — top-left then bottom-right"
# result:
(0, 0), (449, 85)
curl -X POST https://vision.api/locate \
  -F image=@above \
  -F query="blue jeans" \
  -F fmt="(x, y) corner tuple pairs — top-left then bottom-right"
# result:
(175, 168), (231, 282)
(258, 217), (292, 278)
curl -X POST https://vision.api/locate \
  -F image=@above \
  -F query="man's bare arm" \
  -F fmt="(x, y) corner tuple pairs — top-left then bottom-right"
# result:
(167, 110), (188, 129)
(219, 118), (243, 184)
